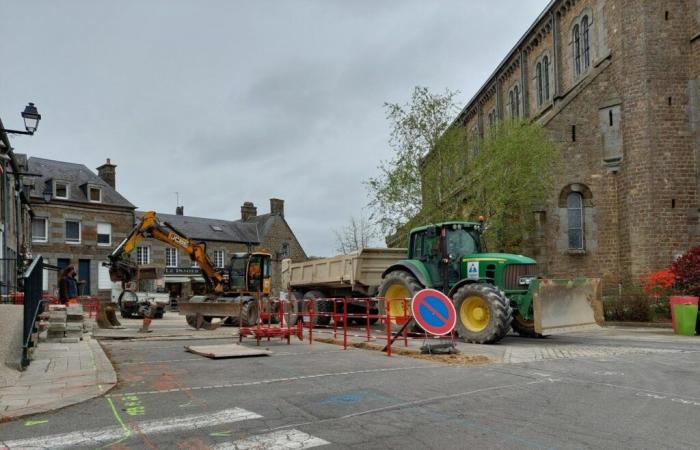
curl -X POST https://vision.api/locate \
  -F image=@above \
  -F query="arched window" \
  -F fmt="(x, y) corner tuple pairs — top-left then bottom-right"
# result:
(514, 85), (520, 117)
(573, 24), (581, 76)
(509, 90), (515, 117)
(536, 62), (543, 106)
(567, 192), (584, 249)
(582, 16), (590, 70)
(543, 56), (550, 101)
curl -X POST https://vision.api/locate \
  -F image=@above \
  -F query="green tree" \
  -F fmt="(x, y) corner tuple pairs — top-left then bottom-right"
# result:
(366, 86), (460, 236)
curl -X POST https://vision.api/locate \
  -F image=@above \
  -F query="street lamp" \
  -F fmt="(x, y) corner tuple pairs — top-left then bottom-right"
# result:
(1, 103), (42, 135)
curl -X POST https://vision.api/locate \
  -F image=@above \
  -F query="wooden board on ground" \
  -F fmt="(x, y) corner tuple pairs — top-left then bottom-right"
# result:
(185, 344), (272, 359)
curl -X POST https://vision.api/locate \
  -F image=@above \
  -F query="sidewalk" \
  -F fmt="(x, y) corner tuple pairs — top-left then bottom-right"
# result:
(0, 337), (116, 421)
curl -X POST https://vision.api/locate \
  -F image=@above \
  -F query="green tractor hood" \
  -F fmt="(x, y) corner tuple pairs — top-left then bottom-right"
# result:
(462, 252), (537, 265)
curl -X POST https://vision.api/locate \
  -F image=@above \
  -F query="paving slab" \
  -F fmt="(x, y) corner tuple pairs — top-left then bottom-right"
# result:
(0, 337), (116, 421)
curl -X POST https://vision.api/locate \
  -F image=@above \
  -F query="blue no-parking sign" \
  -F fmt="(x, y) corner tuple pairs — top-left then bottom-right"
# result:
(411, 289), (457, 335)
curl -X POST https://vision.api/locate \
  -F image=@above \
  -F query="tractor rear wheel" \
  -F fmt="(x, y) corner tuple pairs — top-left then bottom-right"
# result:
(453, 283), (512, 344)
(511, 312), (544, 338)
(303, 290), (331, 326)
(378, 271), (422, 331)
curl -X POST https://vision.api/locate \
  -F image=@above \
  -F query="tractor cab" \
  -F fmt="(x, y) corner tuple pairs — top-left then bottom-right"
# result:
(228, 252), (272, 294)
(408, 222), (483, 292)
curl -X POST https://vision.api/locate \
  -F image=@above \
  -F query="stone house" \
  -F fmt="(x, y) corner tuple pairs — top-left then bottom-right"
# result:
(237, 199), (308, 295)
(0, 124), (33, 296)
(134, 199), (306, 301)
(28, 157), (136, 298)
(418, 0), (700, 293)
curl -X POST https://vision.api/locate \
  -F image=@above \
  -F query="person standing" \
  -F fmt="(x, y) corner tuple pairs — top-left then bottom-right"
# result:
(58, 265), (78, 305)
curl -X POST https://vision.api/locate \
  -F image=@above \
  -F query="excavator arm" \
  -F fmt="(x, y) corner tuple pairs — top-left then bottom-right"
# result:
(107, 211), (226, 293)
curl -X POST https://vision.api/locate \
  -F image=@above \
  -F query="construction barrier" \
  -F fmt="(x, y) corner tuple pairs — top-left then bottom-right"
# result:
(76, 296), (100, 318)
(237, 296), (455, 356)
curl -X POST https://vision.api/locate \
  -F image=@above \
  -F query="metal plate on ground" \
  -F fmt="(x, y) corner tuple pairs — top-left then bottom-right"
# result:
(185, 344), (272, 359)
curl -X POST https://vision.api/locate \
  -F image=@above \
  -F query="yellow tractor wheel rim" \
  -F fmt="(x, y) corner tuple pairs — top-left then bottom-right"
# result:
(460, 296), (490, 332)
(385, 284), (410, 321)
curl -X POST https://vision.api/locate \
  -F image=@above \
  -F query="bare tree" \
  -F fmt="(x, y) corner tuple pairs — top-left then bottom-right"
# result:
(333, 215), (378, 255)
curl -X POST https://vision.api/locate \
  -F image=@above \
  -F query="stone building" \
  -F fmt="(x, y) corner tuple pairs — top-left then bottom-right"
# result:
(421, 0), (700, 292)
(0, 125), (33, 296)
(135, 199), (306, 301)
(237, 199), (308, 294)
(28, 157), (136, 298)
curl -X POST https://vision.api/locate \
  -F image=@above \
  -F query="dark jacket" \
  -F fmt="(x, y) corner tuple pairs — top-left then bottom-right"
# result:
(64, 275), (78, 298)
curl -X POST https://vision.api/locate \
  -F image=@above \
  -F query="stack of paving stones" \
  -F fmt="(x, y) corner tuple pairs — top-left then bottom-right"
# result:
(45, 304), (85, 343)
(65, 304), (85, 343)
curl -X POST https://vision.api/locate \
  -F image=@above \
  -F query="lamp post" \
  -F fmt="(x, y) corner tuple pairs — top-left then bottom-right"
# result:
(1, 103), (42, 135)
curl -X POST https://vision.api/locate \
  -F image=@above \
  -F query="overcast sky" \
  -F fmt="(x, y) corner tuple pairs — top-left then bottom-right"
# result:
(1, 0), (548, 256)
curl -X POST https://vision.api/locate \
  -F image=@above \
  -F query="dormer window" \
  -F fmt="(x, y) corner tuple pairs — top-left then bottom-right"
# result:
(89, 186), (102, 203)
(211, 225), (223, 232)
(54, 181), (69, 199)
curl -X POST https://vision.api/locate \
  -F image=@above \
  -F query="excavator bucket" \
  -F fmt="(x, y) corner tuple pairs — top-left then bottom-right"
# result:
(533, 278), (605, 334)
(96, 299), (122, 329)
(185, 313), (222, 331)
(108, 259), (138, 283)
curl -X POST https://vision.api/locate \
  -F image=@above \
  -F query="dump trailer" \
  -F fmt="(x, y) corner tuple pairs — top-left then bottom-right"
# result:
(281, 248), (407, 325)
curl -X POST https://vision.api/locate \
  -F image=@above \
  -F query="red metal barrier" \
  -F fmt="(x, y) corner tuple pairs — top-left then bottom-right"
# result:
(240, 295), (454, 357)
(77, 296), (99, 318)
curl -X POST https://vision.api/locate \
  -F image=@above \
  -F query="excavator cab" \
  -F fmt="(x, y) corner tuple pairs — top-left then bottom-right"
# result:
(228, 252), (271, 294)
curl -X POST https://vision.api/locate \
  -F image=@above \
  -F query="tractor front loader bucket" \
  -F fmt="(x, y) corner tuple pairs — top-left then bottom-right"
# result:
(533, 278), (604, 335)
(97, 299), (122, 328)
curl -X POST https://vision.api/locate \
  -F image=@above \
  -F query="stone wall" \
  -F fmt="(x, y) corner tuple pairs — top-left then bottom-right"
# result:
(30, 203), (134, 297)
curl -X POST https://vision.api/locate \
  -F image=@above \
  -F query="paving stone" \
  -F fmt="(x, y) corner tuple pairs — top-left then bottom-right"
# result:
(60, 337), (80, 344)
(48, 323), (67, 332)
(66, 323), (83, 331)
(48, 304), (66, 311)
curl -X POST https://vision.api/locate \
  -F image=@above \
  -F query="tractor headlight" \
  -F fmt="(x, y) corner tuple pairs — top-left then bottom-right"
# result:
(519, 276), (536, 286)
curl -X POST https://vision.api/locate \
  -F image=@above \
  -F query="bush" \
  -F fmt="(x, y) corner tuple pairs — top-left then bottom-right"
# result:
(671, 246), (700, 297)
(603, 283), (671, 323)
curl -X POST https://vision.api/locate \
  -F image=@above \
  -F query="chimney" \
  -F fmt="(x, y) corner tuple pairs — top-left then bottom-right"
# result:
(241, 201), (257, 221)
(96, 158), (116, 189)
(176, 206), (184, 216)
(270, 198), (284, 217)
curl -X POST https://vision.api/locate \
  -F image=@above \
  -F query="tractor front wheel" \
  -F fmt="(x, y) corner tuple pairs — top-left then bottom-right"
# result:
(378, 271), (422, 331)
(453, 283), (512, 344)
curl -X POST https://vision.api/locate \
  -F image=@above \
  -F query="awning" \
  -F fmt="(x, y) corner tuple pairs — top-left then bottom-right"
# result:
(164, 275), (206, 283)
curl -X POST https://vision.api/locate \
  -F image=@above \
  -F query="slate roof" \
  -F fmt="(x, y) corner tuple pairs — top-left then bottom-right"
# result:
(137, 211), (260, 244)
(27, 157), (135, 209)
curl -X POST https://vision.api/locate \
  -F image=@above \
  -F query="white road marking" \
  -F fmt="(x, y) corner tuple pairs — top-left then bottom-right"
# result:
(0, 407), (261, 449)
(212, 429), (329, 449)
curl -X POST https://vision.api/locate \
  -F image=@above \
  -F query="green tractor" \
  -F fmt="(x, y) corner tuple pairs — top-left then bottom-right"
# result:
(379, 221), (584, 344)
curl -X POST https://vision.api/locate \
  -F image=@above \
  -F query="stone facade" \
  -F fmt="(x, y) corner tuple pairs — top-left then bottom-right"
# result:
(426, 0), (700, 293)
(27, 158), (135, 298)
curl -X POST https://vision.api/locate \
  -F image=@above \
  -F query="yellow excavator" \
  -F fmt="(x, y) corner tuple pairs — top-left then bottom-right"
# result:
(106, 211), (272, 330)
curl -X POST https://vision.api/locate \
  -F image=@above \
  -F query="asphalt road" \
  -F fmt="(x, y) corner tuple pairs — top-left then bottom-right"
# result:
(1, 323), (700, 449)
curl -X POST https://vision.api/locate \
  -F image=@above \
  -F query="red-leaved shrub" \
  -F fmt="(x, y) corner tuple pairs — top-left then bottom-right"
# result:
(671, 246), (700, 297)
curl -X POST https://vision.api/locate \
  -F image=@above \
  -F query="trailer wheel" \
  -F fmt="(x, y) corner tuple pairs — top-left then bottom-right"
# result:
(283, 291), (304, 325)
(511, 312), (544, 338)
(303, 290), (331, 326)
(240, 300), (260, 327)
(378, 271), (422, 331)
(453, 283), (512, 344)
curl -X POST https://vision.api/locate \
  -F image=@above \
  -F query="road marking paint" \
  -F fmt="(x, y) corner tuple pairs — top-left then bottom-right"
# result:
(636, 391), (700, 407)
(1, 408), (261, 449)
(106, 365), (436, 398)
(23, 419), (48, 427)
(212, 429), (329, 450)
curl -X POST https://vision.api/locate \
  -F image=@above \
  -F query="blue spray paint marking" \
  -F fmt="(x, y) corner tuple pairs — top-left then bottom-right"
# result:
(418, 296), (449, 327)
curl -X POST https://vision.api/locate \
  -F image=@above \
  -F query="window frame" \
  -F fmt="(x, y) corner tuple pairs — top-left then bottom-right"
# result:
(573, 24), (581, 77)
(582, 15), (590, 70)
(214, 250), (225, 269)
(88, 185), (102, 203)
(96, 222), (111, 246)
(566, 192), (584, 250)
(543, 55), (550, 101)
(136, 246), (151, 265)
(536, 61), (543, 106)
(32, 217), (48, 243)
(165, 247), (178, 268)
(54, 181), (70, 200)
(65, 219), (81, 244)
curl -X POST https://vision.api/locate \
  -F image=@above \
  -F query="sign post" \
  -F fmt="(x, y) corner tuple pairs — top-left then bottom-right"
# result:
(411, 289), (457, 336)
